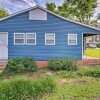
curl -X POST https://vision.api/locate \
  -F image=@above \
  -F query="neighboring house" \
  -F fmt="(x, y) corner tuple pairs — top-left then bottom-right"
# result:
(86, 35), (100, 48)
(0, 5), (100, 61)
(86, 35), (100, 43)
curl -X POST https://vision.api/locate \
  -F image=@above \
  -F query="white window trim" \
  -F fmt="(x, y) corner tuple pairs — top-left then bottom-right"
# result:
(26, 33), (36, 45)
(14, 33), (25, 45)
(68, 34), (77, 45)
(45, 33), (55, 45)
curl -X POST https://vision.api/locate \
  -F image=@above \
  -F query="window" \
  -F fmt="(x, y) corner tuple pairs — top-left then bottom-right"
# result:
(14, 33), (25, 45)
(26, 33), (36, 45)
(45, 34), (55, 45)
(68, 34), (77, 45)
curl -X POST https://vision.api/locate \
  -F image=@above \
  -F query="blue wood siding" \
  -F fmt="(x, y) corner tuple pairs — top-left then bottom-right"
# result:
(0, 11), (100, 60)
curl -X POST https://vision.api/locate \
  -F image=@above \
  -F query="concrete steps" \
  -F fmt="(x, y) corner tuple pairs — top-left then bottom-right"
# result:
(0, 62), (7, 74)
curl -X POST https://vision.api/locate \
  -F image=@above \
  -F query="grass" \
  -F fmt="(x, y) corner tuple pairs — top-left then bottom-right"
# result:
(85, 48), (100, 58)
(0, 66), (100, 100)
(42, 77), (100, 100)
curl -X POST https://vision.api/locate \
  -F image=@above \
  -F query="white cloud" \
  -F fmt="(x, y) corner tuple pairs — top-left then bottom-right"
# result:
(0, 0), (36, 13)
(22, 0), (36, 6)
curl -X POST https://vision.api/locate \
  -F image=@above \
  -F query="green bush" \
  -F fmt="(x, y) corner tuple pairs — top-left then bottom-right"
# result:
(7, 57), (24, 73)
(96, 42), (100, 48)
(48, 58), (78, 71)
(77, 67), (100, 78)
(2, 57), (37, 75)
(22, 57), (37, 72)
(0, 77), (56, 100)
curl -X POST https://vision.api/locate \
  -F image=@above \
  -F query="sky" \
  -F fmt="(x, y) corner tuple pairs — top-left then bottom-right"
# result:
(0, 0), (100, 19)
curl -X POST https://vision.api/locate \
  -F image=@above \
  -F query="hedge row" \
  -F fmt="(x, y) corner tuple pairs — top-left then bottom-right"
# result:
(1, 57), (78, 76)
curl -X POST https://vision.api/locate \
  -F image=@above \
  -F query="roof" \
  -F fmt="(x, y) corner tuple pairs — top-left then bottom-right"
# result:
(0, 5), (100, 32)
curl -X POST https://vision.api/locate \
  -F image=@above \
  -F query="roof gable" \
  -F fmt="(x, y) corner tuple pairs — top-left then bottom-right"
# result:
(0, 5), (100, 32)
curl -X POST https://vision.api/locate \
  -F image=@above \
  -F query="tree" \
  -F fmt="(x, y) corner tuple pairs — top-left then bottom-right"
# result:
(0, 8), (9, 19)
(46, 2), (56, 12)
(46, 0), (97, 25)
(63, 0), (97, 24)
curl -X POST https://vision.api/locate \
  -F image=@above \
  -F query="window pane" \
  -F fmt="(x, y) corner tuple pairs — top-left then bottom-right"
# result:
(15, 34), (24, 38)
(69, 35), (76, 40)
(46, 35), (54, 39)
(69, 40), (76, 44)
(15, 39), (24, 44)
(27, 39), (35, 44)
(46, 40), (54, 44)
(27, 34), (35, 38)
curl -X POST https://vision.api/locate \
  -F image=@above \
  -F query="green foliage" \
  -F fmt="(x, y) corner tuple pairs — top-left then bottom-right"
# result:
(77, 66), (100, 78)
(46, 2), (56, 12)
(59, 71), (78, 78)
(22, 57), (37, 72)
(7, 57), (24, 73)
(96, 42), (100, 48)
(48, 58), (78, 71)
(63, 0), (97, 24)
(46, 0), (97, 25)
(0, 8), (9, 19)
(0, 77), (56, 100)
(2, 57), (37, 75)
(42, 77), (100, 100)
(58, 66), (100, 78)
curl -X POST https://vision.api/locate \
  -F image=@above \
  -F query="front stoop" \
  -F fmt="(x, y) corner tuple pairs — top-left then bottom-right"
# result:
(77, 59), (100, 66)
(0, 62), (8, 74)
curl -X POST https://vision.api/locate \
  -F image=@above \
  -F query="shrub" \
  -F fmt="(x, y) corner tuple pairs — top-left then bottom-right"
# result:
(22, 57), (37, 72)
(0, 77), (56, 100)
(77, 66), (100, 78)
(96, 42), (100, 48)
(6, 57), (24, 73)
(2, 57), (37, 75)
(48, 58), (78, 71)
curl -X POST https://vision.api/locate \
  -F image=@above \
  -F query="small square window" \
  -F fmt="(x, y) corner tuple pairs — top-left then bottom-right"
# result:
(45, 34), (55, 45)
(26, 33), (36, 45)
(14, 33), (25, 45)
(68, 34), (77, 45)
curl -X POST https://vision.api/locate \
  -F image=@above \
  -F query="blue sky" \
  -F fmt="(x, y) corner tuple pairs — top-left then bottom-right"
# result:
(0, 0), (100, 18)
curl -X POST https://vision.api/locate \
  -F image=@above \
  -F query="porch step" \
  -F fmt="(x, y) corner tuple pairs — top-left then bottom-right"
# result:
(0, 70), (4, 74)
(0, 62), (8, 66)
(0, 62), (8, 74)
(0, 66), (6, 70)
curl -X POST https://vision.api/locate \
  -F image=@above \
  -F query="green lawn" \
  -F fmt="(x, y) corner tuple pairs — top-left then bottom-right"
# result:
(0, 66), (100, 100)
(85, 48), (100, 58)
(42, 78), (100, 100)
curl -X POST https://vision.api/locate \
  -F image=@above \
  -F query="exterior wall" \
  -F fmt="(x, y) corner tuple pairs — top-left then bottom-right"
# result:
(0, 10), (100, 60)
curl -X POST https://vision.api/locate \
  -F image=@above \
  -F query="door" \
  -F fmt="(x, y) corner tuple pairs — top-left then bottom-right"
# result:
(0, 33), (8, 60)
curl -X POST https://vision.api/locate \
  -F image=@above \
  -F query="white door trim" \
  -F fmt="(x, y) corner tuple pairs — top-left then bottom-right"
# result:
(0, 32), (8, 60)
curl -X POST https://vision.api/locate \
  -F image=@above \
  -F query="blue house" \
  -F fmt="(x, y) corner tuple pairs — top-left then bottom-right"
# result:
(0, 5), (100, 61)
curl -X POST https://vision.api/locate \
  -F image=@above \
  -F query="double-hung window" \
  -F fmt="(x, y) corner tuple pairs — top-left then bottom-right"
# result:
(14, 33), (25, 45)
(45, 33), (55, 45)
(26, 33), (36, 45)
(68, 34), (77, 45)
